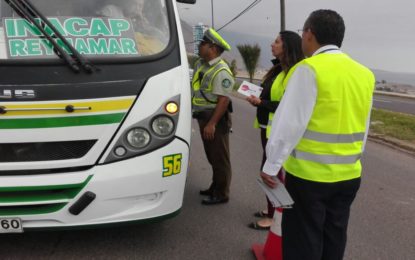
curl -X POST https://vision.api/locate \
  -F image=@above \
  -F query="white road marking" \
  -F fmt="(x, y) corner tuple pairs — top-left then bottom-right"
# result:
(373, 99), (391, 103)
(374, 98), (415, 105)
(394, 99), (415, 104)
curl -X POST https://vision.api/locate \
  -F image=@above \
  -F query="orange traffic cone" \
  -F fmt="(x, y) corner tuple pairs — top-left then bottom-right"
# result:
(251, 207), (283, 260)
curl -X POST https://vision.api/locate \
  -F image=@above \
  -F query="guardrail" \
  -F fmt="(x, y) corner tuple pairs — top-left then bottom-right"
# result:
(374, 91), (415, 99)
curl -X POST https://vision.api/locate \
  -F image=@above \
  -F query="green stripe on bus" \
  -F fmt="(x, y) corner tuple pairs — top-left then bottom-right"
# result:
(0, 189), (79, 203)
(0, 176), (93, 204)
(0, 203), (67, 216)
(0, 176), (93, 215)
(0, 175), (93, 192)
(0, 113), (125, 129)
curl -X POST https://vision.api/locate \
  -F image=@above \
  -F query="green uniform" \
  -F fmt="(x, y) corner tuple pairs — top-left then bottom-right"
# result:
(192, 57), (234, 198)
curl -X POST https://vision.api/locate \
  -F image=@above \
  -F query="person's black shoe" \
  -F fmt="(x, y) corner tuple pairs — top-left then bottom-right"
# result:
(199, 189), (213, 196)
(201, 196), (229, 205)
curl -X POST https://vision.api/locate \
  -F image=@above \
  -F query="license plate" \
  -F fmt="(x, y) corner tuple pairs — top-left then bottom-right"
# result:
(0, 218), (23, 233)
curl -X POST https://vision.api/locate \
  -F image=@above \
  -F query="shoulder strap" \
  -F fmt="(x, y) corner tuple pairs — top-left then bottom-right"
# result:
(198, 60), (230, 104)
(199, 88), (217, 104)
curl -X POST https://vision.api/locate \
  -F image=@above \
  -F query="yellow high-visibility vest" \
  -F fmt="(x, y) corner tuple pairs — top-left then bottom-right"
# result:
(265, 66), (299, 138)
(192, 59), (232, 110)
(283, 53), (375, 182)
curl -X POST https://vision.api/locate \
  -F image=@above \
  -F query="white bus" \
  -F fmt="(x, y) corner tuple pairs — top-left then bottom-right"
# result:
(0, 0), (195, 232)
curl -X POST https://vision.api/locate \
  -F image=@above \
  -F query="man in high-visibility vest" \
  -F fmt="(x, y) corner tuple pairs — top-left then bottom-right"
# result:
(192, 28), (234, 205)
(260, 10), (375, 260)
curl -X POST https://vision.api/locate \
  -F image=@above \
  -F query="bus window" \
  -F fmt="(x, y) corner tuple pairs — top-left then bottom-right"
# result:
(0, 0), (170, 59)
(96, 0), (170, 55)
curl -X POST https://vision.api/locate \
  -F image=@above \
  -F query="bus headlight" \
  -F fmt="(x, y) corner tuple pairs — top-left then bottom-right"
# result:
(152, 116), (174, 137)
(126, 128), (151, 149)
(103, 95), (181, 164)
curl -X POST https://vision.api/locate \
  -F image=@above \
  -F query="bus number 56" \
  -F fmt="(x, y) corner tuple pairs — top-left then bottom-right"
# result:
(163, 154), (182, 177)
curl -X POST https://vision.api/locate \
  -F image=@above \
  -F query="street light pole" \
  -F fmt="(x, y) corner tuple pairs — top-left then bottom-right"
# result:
(280, 0), (285, 31)
(211, 0), (214, 29)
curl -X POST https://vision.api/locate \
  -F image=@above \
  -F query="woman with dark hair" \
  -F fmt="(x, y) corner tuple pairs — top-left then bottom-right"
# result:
(246, 31), (304, 230)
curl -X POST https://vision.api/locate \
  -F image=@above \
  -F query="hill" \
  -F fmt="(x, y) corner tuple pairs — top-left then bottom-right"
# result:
(372, 69), (415, 86)
(180, 20), (415, 89)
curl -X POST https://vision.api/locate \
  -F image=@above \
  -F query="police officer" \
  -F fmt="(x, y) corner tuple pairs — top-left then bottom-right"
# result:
(261, 10), (375, 260)
(192, 28), (234, 205)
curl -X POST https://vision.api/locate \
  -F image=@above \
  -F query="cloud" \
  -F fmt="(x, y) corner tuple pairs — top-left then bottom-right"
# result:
(178, 0), (415, 73)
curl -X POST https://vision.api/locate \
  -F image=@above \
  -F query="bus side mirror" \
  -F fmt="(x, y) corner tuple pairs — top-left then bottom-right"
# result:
(177, 0), (196, 4)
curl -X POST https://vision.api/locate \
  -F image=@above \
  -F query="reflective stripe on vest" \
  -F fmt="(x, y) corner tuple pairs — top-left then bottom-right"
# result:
(283, 53), (375, 183)
(303, 130), (365, 143)
(290, 149), (361, 164)
(192, 59), (232, 108)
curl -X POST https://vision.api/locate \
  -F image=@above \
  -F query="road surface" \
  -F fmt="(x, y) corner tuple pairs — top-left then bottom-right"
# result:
(0, 97), (414, 260)
(236, 77), (415, 115)
(373, 94), (415, 115)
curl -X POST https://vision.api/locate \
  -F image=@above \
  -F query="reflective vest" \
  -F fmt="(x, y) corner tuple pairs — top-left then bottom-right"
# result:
(283, 53), (375, 182)
(265, 68), (296, 138)
(192, 59), (233, 110)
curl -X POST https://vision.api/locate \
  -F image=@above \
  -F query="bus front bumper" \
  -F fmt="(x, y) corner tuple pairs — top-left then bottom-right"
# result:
(1, 139), (189, 230)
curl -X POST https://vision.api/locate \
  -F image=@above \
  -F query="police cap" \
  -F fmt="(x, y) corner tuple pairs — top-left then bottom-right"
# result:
(203, 28), (231, 51)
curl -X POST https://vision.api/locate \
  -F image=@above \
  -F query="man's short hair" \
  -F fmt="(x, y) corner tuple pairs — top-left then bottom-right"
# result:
(305, 9), (345, 47)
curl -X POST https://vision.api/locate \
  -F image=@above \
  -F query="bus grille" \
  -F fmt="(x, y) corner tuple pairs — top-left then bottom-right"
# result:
(0, 140), (96, 162)
(0, 176), (92, 216)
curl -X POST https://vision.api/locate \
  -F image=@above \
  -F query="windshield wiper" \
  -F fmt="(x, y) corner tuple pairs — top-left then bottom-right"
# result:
(5, 0), (80, 72)
(4, 0), (94, 73)
(21, 0), (94, 73)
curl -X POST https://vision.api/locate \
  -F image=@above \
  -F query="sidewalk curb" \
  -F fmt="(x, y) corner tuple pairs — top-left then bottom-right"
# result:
(368, 134), (415, 157)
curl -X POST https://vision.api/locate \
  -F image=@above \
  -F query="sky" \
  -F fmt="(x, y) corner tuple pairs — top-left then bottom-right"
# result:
(177, 0), (415, 74)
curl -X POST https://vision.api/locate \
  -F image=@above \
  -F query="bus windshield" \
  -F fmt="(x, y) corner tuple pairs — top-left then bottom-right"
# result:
(0, 0), (170, 60)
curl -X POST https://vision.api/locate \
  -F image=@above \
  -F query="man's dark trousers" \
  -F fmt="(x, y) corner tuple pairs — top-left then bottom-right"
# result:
(197, 112), (232, 199)
(282, 172), (360, 260)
